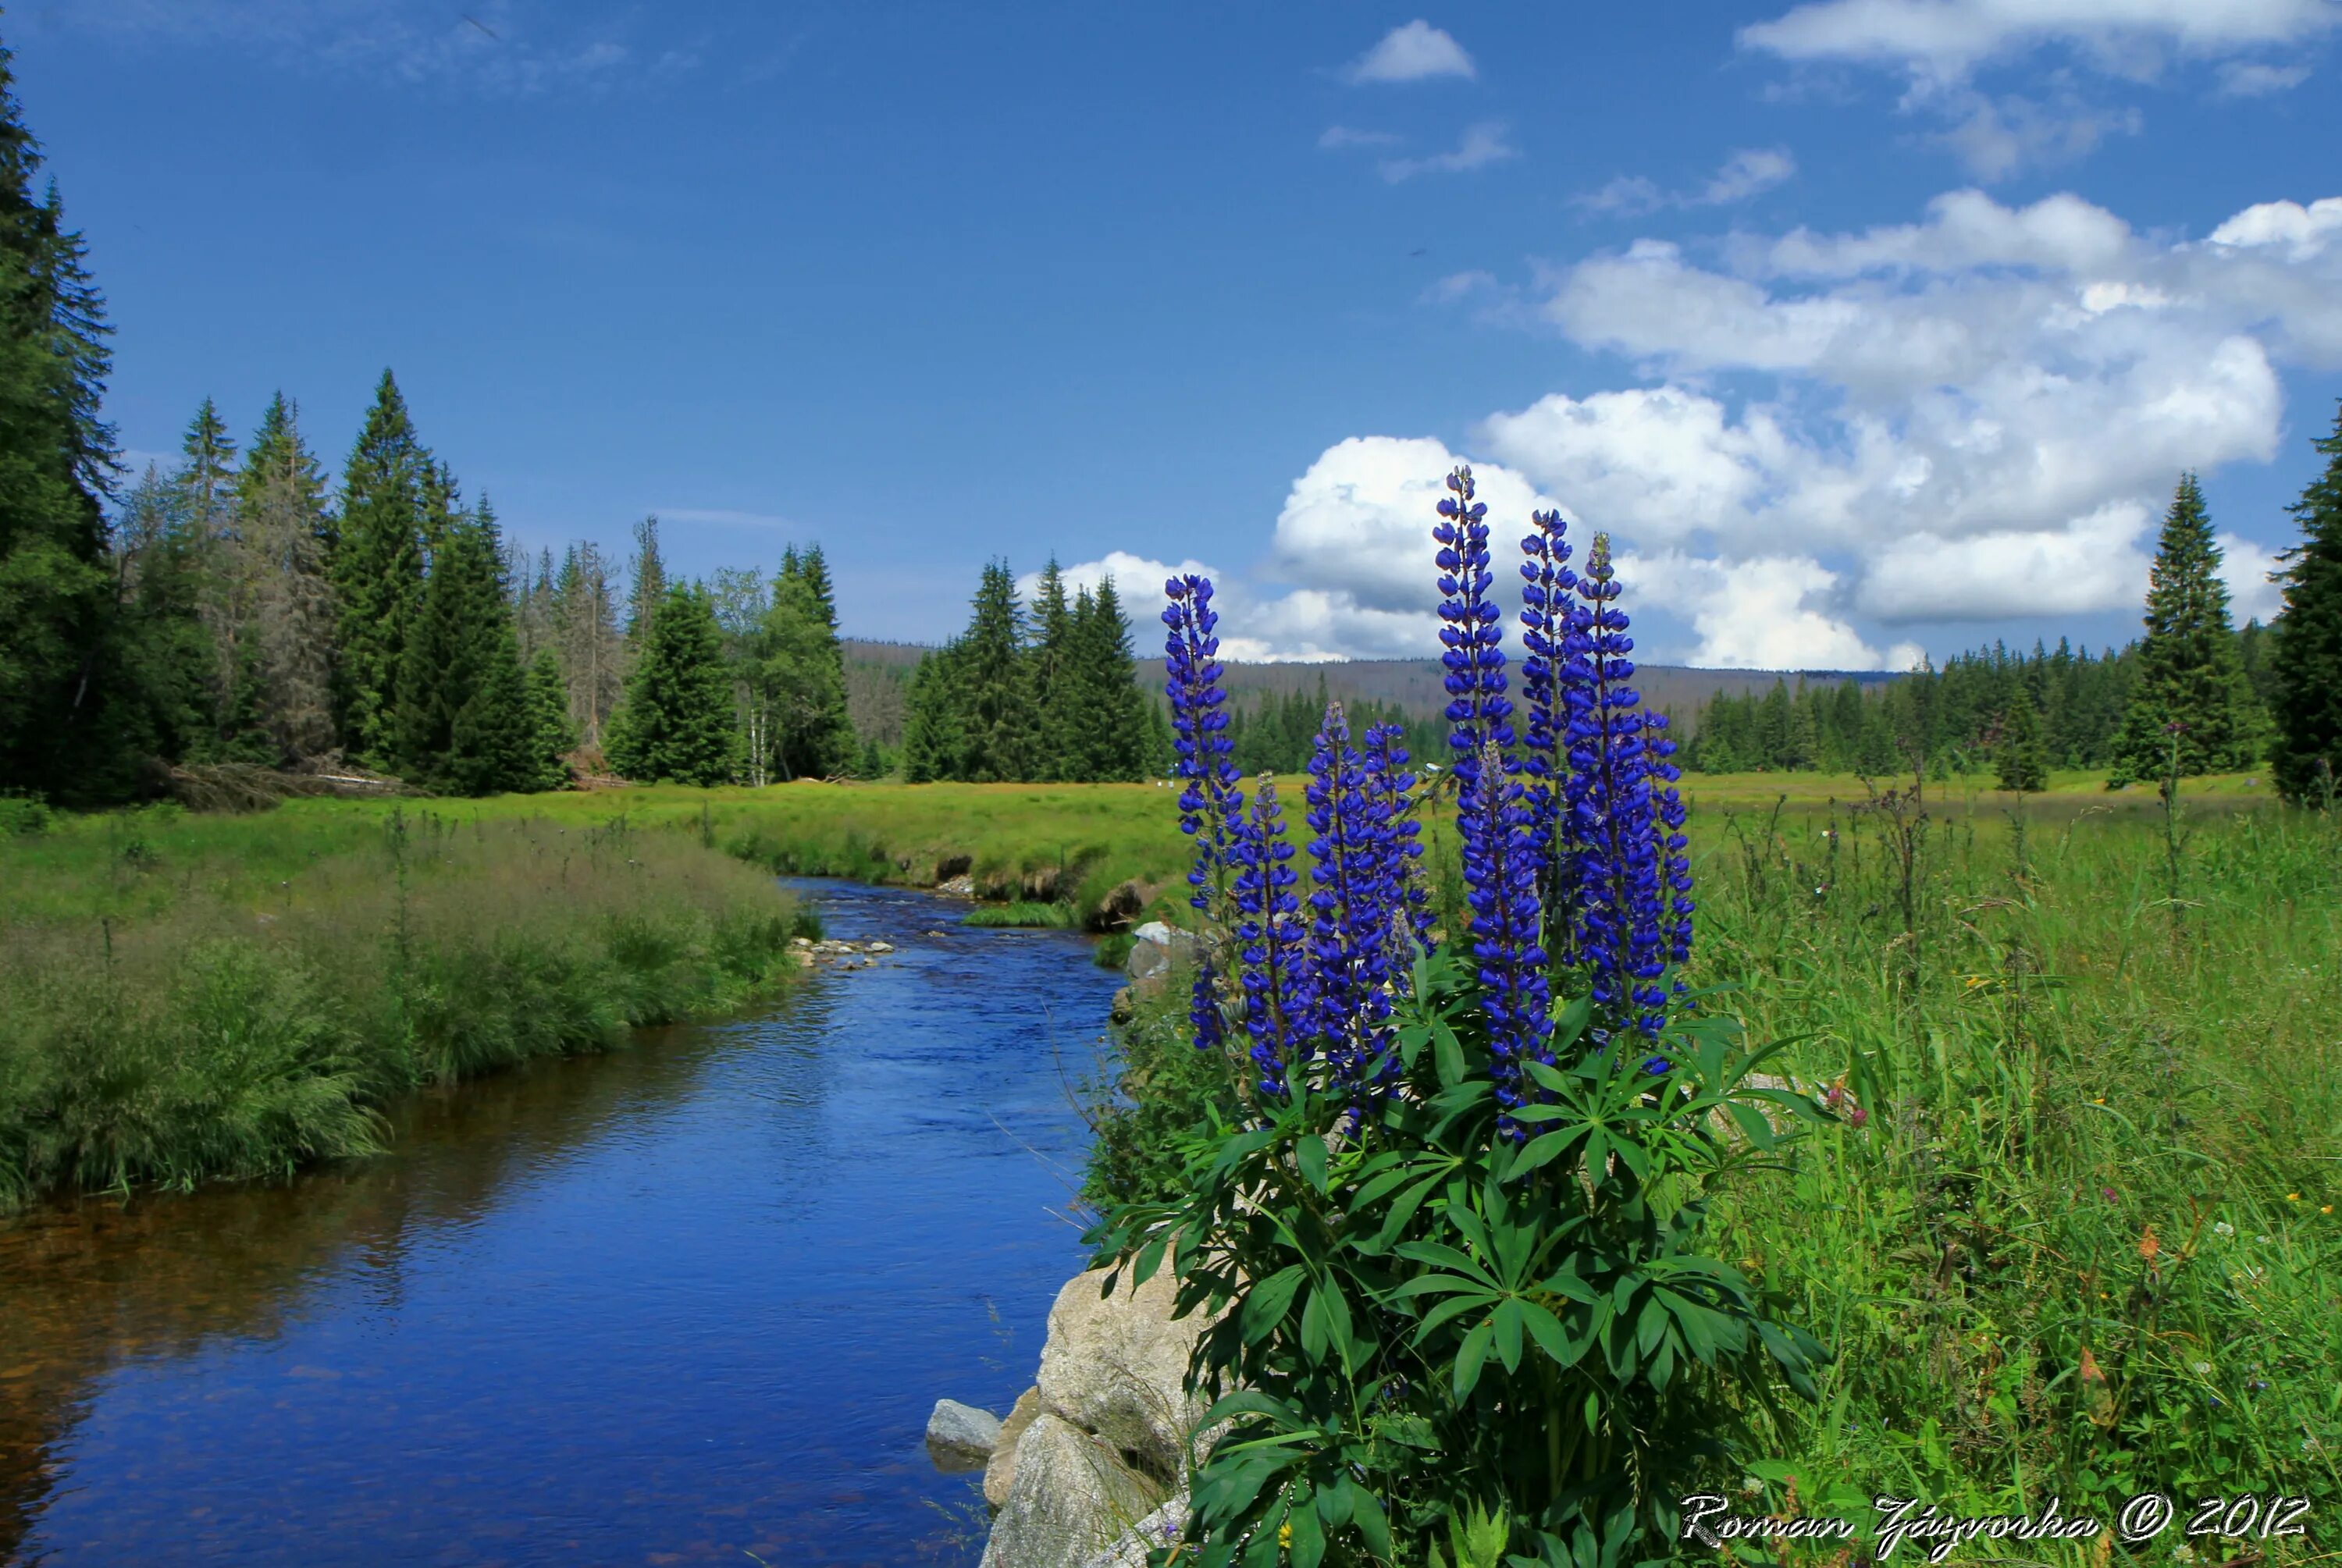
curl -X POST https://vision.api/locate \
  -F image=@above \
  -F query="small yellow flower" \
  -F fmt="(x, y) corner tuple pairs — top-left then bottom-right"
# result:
(2287, 1192), (2302, 1203)
(2091, 1097), (2105, 1105)
(1278, 1522), (1292, 1550)
(2323, 1205), (2333, 1215)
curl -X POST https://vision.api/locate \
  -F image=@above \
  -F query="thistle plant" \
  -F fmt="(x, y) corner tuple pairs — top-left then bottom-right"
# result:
(1097, 468), (1828, 1568)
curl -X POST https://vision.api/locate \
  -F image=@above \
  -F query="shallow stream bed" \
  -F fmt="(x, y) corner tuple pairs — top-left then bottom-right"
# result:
(0, 880), (1117, 1566)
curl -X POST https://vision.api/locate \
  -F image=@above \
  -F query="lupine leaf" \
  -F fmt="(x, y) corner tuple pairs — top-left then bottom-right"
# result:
(1299, 1285), (1330, 1362)
(1412, 1289), (1498, 1340)
(1519, 1298), (1579, 1367)
(1493, 1296), (1524, 1371)
(1351, 1484), (1394, 1559)
(1288, 1488), (1326, 1568)
(1395, 1240), (1491, 1281)
(1297, 1134), (1328, 1193)
(1243, 1265), (1307, 1344)
(1433, 1023), (1467, 1089)
(1454, 1318), (1495, 1399)
(1375, 1172), (1445, 1248)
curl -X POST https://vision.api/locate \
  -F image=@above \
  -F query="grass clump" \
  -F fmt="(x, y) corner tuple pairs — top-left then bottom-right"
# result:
(0, 806), (803, 1213)
(959, 901), (1079, 930)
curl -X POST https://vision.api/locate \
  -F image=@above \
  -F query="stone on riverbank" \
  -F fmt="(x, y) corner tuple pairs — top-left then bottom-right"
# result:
(926, 1398), (1005, 1470)
(978, 1266), (1226, 1568)
(984, 1386), (1043, 1508)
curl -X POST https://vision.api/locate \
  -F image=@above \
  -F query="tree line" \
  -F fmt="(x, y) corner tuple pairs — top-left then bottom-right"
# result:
(902, 560), (1168, 783)
(1682, 461), (2342, 802)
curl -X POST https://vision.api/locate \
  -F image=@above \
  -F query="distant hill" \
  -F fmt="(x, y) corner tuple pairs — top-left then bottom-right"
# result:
(845, 639), (1898, 741)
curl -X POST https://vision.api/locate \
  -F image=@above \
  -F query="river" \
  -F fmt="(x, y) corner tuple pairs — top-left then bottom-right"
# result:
(0, 880), (1120, 1567)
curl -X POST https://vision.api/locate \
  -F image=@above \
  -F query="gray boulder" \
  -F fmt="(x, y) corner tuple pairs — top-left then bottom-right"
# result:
(984, 1386), (1044, 1509)
(979, 1267), (1227, 1568)
(979, 1412), (1164, 1568)
(927, 1398), (1005, 1472)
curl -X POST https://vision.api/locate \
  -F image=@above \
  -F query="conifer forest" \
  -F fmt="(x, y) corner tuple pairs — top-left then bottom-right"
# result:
(5, 14), (2342, 1568)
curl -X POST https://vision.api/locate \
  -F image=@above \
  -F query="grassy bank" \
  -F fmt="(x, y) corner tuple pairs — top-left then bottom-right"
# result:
(1085, 793), (2342, 1538)
(0, 806), (810, 1214)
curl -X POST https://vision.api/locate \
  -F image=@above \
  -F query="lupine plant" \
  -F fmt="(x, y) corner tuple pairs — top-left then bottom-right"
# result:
(1093, 468), (1828, 1568)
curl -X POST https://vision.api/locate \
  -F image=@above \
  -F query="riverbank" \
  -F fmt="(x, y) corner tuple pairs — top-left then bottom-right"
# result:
(0, 807), (811, 1214)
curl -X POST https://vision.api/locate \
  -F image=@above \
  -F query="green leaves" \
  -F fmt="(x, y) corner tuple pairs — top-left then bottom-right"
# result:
(1087, 965), (1829, 1568)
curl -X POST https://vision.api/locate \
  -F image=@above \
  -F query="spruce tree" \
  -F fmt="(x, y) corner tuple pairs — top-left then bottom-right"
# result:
(2269, 403), (2342, 805)
(0, 36), (130, 798)
(332, 370), (431, 766)
(393, 498), (534, 795)
(2108, 475), (2261, 784)
(902, 642), (965, 783)
(761, 551), (854, 780)
(1062, 578), (1149, 780)
(109, 463), (222, 763)
(607, 583), (736, 786)
(522, 647), (576, 791)
(235, 394), (339, 763)
(1028, 557), (1075, 780)
(1995, 684), (2048, 792)
(956, 560), (1030, 781)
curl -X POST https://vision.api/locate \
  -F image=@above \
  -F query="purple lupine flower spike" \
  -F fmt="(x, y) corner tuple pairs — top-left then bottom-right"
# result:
(1433, 467), (1513, 791)
(1163, 575), (1246, 1053)
(1305, 704), (1408, 1096)
(1559, 534), (1683, 1047)
(1433, 468), (1547, 1132)
(1230, 777), (1312, 1099)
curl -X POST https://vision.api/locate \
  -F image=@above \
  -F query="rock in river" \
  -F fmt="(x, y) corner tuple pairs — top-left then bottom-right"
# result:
(927, 1398), (1005, 1471)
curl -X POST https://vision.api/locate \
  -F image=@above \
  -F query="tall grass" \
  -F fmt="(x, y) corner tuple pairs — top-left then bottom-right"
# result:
(1679, 795), (2342, 1527)
(0, 808), (808, 1212)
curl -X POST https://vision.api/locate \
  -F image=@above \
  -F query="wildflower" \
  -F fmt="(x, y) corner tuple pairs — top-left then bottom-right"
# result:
(1847, 1105), (1869, 1130)
(2138, 1225), (2159, 1262)
(2101, 1186), (2117, 1201)
(1278, 1521), (1293, 1550)
(1436, 469), (1549, 1124)
(2256, 1234), (2272, 1244)
(1433, 467), (1514, 787)
(2213, 1221), (2234, 1236)
(1230, 779), (1312, 1100)
(2191, 1361), (2212, 1375)
(1164, 574), (1247, 1058)
(2172, 1545), (2194, 1563)
(1516, 504), (1576, 882)
(2324, 1205), (2334, 1215)
(1559, 532), (1691, 1045)
(2287, 1191), (2302, 1203)
(1304, 706), (1411, 1091)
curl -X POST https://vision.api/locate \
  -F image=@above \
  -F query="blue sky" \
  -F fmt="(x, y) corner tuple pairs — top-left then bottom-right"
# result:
(15, 1), (2342, 667)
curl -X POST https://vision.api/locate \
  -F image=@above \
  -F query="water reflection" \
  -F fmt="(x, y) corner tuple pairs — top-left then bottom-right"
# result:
(1, 881), (1115, 1566)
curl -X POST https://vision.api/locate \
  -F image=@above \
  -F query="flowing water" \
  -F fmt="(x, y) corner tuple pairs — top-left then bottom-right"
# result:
(0, 880), (1119, 1567)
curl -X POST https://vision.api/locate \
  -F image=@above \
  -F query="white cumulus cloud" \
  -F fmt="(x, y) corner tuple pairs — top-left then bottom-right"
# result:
(1345, 20), (1476, 84)
(2217, 532), (2288, 623)
(1074, 186), (2334, 668)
